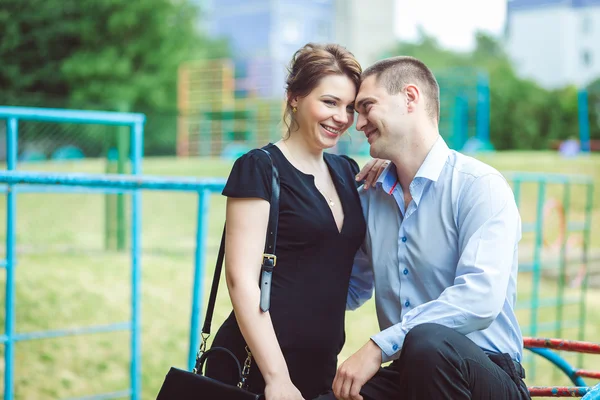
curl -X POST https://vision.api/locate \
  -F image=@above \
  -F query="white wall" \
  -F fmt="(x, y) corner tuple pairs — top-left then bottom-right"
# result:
(334, 0), (397, 68)
(576, 7), (600, 86)
(506, 5), (600, 88)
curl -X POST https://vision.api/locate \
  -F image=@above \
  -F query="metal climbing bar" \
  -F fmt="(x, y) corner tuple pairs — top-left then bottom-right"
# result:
(0, 170), (226, 192)
(0, 106), (145, 126)
(529, 386), (593, 397)
(508, 171), (595, 380)
(525, 337), (600, 398)
(524, 337), (600, 354)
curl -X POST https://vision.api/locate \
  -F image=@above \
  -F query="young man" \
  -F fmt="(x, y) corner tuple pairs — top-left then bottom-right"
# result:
(324, 57), (530, 400)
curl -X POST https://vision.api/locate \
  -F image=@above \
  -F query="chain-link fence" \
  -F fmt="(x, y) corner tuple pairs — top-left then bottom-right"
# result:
(0, 92), (179, 162)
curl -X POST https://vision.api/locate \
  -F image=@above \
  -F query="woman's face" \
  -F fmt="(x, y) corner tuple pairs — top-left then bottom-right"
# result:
(290, 74), (357, 150)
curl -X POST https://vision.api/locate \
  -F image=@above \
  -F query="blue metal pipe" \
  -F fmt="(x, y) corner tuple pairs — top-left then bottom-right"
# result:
(0, 184), (135, 195)
(188, 190), (211, 370)
(582, 383), (600, 400)
(8, 322), (131, 342)
(130, 122), (143, 400)
(0, 106), (145, 126)
(4, 117), (18, 400)
(0, 171), (226, 192)
(578, 89), (591, 153)
(476, 72), (491, 147)
(526, 347), (587, 386)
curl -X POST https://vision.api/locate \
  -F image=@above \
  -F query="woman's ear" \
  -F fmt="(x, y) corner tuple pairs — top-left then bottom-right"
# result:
(288, 93), (298, 108)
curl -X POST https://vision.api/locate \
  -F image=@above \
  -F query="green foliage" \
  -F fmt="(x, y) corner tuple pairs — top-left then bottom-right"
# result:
(0, 0), (229, 155)
(386, 31), (598, 150)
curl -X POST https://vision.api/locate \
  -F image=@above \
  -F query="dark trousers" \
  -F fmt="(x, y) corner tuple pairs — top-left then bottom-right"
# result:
(316, 323), (530, 400)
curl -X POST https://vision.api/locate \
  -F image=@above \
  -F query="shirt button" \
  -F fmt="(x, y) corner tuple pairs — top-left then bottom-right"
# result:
(392, 343), (399, 351)
(402, 236), (407, 243)
(405, 300), (410, 307)
(403, 269), (409, 275)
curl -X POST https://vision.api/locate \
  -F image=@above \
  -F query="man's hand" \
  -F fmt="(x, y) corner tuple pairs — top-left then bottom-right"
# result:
(333, 340), (382, 400)
(355, 159), (390, 189)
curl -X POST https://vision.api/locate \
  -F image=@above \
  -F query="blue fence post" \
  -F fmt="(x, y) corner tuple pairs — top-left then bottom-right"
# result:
(476, 73), (492, 149)
(453, 95), (469, 150)
(578, 89), (591, 153)
(188, 189), (211, 370)
(130, 121), (144, 400)
(4, 118), (18, 400)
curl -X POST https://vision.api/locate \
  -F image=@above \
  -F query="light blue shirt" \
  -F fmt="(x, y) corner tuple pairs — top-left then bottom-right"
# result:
(347, 136), (524, 363)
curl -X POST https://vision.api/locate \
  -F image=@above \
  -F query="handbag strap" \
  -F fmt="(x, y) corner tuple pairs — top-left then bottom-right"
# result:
(200, 148), (280, 339)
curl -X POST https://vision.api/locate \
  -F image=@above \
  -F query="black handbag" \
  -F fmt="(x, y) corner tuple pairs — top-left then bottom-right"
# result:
(156, 149), (280, 400)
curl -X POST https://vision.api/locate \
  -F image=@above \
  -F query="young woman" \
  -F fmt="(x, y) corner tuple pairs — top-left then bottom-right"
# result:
(205, 43), (380, 400)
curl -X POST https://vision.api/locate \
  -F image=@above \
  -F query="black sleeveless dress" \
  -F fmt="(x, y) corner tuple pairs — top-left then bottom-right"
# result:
(204, 143), (366, 399)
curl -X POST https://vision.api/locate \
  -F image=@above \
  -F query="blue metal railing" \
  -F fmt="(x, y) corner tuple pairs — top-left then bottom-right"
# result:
(0, 106), (147, 400)
(0, 169), (227, 399)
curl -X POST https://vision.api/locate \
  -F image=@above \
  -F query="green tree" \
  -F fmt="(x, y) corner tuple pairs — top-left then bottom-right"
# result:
(0, 0), (229, 154)
(384, 30), (582, 150)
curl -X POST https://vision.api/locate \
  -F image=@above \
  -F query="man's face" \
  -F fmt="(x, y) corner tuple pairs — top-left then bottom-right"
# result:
(355, 75), (410, 159)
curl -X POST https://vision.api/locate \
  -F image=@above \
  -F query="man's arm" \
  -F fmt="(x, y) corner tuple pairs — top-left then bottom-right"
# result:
(372, 173), (521, 362)
(346, 245), (374, 311)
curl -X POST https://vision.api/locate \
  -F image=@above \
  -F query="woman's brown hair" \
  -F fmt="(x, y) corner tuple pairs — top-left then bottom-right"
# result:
(284, 43), (362, 137)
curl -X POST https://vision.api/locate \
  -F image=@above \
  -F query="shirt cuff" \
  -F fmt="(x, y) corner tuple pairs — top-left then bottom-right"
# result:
(370, 324), (406, 363)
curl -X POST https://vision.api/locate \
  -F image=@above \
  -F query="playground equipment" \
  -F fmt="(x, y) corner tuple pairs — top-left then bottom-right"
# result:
(2, 104), (137, 252)
(576, 86), (600, 153)
(1, 106), (597, 398)
(176, 60), (494, 158)
(0, 169), (226, 400)
(524, 337), (600, 398)
(436, 67), (493, 152)
(0, 106), (144, 400)
(578, 89), (592, 153)
(176, 58), (284, 158)
(505, 172), (594, 380)
(1, 166), (598, 399)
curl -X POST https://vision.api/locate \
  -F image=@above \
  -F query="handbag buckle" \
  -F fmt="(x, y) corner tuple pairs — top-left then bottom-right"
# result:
(192, 333), (211, 374)
(200, 332), (210, 352)
(237, 346), (253, 389)
(262, 253), (277, 267)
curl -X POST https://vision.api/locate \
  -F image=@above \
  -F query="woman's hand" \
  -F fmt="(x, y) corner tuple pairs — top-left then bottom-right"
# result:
(355, 159), (391, 189)
(264, 377), (305, 400)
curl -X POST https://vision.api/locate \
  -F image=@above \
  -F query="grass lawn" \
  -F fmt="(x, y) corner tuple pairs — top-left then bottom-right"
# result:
(0, 150), (598, 399)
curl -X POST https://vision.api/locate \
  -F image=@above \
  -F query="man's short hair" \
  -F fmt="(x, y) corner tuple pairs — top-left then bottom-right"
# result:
(362, 56), (440, 124)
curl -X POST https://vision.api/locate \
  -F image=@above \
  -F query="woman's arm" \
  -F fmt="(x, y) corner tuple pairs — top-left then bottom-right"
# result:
(225, 197), (304, 399)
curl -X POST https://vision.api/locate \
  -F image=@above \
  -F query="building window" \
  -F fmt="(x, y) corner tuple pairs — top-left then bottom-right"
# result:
(582, 50), (592, 67)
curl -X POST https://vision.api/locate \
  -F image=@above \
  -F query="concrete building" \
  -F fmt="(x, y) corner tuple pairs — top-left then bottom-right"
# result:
(334, 0), (396, 68)
(197, 0), (396, 97)
(505, 0), (600, 89)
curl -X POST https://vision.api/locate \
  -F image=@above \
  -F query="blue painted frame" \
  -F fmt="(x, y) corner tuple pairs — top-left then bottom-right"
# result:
(0, 106), (151, 400)
(578, 89), (591, 153)
(526, 347), (600, 399)
(0, 168), (227, 399)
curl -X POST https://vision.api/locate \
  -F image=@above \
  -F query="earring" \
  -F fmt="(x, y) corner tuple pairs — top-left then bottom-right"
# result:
(292, 107), (297, 113)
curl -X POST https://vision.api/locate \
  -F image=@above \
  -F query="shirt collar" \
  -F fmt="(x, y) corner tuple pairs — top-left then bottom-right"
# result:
(414, 136), (450, 182)
(374, 136), (449, 193)
(375, 161), (398, 194)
